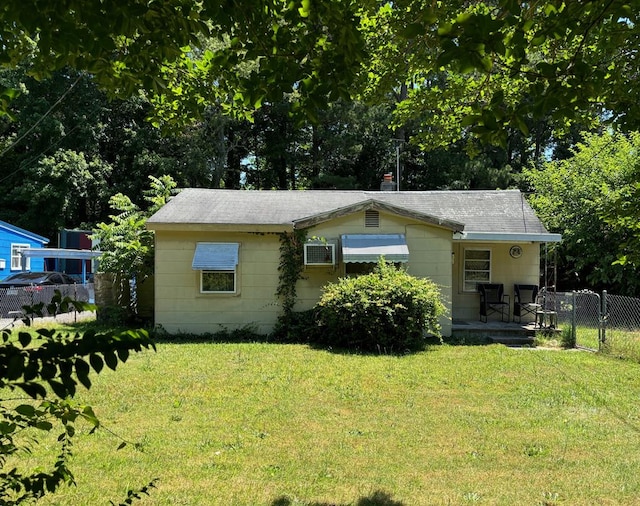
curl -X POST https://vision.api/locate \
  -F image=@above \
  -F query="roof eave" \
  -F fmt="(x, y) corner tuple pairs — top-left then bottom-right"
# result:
(293, 199), (465, 232)
(453, 232), (562, 243)
(0, 221), (49, 244)
(146, 223), (292, 233)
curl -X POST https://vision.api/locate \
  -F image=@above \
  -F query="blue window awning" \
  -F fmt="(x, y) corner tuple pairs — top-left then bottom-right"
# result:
(341, 234), (409, 263)
(192, 243), (239, 270)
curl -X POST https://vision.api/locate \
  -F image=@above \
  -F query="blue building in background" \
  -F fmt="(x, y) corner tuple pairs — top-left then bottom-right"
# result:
(0, 220), (49, 279)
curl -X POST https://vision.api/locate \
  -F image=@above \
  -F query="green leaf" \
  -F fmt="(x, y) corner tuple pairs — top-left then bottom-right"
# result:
(298, 0), (311, 18)
(35, 421), (54, 431)
(49, 380), (69, 399)
(89, 353), (104, 373)
(401, 23), (425, 39)
(104, 350), (118, 371)
(7, 353), (25, 380)
(19, 382), (47, 399)
(40, 362), (57, 380)
(81, 405), (100, 427)
(18, 332), (32, 348)
(117, 347), (130, 363)
(437, 22), (453, 36)
(75, 358), (92, 389)
(15, 404), (36, 417)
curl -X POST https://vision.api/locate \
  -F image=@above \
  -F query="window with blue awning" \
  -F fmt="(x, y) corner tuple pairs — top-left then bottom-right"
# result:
(341, 234), (409, 263)
(192, 243), (239, 270)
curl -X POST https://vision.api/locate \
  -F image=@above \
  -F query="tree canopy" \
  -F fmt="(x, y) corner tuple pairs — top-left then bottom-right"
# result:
(0, 0), (364, 122)
(525, 131), (640, 295)
(2, 0), (640, 297)
(1, 1), (639, 145)
(359, 0), (640, 147)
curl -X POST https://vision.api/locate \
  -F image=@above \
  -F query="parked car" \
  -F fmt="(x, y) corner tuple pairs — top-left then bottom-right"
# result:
(0, 271), (90, 316)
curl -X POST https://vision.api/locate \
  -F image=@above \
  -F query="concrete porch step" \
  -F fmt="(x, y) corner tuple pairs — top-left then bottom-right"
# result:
(488, 335), (536, 347)
(451, 319), (537, 345)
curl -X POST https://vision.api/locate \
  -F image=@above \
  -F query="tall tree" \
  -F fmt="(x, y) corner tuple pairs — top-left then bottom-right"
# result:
(525, 130), (640, 295)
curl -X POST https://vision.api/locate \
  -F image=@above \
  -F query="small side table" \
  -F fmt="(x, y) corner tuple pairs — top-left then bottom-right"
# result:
(535, 310), (558, 329)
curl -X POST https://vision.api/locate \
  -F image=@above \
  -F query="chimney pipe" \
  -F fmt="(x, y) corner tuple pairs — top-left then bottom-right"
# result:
(380, 173), (397, 191)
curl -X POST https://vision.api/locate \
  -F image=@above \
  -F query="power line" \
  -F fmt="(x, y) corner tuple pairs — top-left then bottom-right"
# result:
(0, 73), (83, 160)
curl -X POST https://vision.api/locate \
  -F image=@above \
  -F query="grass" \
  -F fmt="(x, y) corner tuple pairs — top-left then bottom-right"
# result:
(572, 324), (640, 363)
(8, 335), (640, 505)
(575, 325), (600, 350)
(601, 328), (640, 363)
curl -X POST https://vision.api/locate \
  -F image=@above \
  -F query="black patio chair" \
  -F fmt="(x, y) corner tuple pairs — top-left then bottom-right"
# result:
(513, 284), (541, 323)
(478, 283), (510, 323)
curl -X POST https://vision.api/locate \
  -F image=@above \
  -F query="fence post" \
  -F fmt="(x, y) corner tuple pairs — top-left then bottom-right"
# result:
(571, 291), (577, 347)
(600, 290), (607, 348)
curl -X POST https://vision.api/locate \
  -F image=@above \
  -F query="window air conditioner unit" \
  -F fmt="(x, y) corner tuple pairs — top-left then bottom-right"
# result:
(304, 243), (335, 266)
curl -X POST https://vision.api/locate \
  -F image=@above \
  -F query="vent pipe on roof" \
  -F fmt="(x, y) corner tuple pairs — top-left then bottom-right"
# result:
(380, 173), (397, 191)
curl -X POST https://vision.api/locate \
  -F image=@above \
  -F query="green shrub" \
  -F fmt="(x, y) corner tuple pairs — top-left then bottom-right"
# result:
(314, 259), (446, 353)
(271, 310), (319, 344)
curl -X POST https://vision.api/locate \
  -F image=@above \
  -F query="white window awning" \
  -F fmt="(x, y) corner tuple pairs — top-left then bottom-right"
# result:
(192, 243), (239, 270)
(341, 234), (409, 263)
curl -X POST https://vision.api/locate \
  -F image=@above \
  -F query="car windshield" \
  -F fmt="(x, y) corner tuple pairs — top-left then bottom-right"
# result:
(1, 272), (50, 283)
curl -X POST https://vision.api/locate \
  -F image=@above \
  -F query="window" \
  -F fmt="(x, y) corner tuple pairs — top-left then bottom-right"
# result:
(192, 242), (239, 294)
(201, 271), (236, 293)
(11, 244), (30, 270)
(463, 249), (491, 291)
(345, 262), (377, 277)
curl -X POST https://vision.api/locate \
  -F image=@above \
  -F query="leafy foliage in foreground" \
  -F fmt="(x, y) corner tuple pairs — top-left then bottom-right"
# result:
(0, 295), (155, 505)
(315, 260), (446, 353)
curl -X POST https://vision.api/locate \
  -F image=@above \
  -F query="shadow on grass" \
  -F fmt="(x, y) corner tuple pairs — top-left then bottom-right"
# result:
(271, 490), (406, 506)
(64, 318), (441, 355)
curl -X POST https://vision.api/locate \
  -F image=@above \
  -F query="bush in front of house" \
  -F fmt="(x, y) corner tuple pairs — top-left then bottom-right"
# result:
(314, 259), (446, 353)
(271, 309), (319, 344)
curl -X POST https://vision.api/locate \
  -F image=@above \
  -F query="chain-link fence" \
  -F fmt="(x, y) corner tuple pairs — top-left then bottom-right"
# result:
(540, 289), (640, 359)
(601, 292), (640, 360)
(0, 283), (94, 320)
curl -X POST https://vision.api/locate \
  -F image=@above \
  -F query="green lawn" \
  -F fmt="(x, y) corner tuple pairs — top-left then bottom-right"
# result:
(12, 340), (640, 505)
(573, 324), (640, 363)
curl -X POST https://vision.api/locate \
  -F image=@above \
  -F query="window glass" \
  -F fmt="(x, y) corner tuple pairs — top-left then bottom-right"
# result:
(345, 262), (376, 277)
(201, 271), (235, 293)
(11, 244), (30, 270)
(463, 249), (491, 291)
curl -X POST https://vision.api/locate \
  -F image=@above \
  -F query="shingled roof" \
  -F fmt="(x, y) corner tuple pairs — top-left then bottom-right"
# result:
(147, 188), (559, 241)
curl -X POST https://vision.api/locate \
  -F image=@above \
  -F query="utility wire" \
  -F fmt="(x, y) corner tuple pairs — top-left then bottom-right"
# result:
(0, 122), (84, 185)
(0, 73), (83, 160)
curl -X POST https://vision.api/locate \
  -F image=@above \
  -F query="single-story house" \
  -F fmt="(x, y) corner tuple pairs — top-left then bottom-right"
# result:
(146, 187), (561, 336)
(0, 220), (49, 279)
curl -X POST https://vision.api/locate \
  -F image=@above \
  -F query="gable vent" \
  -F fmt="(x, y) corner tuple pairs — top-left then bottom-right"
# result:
(365, 210), (380, 228)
